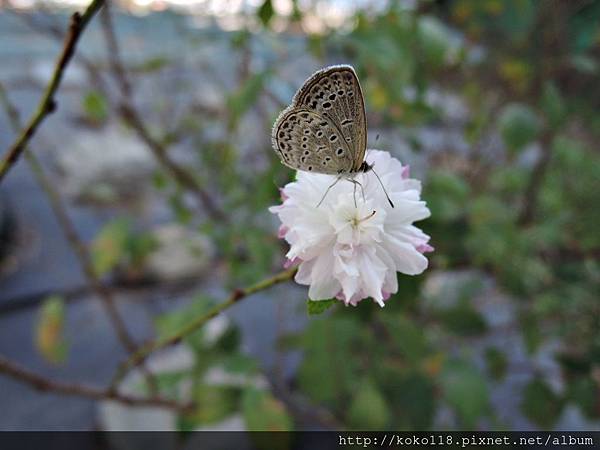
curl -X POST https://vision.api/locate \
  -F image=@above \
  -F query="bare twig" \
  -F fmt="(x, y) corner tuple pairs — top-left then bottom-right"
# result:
(0, 355), (193, 412)
(118, 103), (226, 222)
(99, 4), (226, 222)
(110, 267), (298, 389)
(0, 83), (158, 393)
(0, 0), (106, 183)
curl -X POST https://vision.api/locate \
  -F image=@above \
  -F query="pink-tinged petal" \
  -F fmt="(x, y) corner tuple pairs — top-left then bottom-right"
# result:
(283, 257), (301, 269)
(382, 291), (391, 301)
(278, 225), (289, 239)
(279, 187), (288, 201)
(336, 291), (350, 306)
(417, 243), (435, 254)
(383, 234), (429, 275)
(401, 165), (410, 179)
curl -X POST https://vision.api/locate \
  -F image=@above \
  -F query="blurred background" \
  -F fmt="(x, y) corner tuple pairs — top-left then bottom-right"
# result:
(0, 0), (599, 433)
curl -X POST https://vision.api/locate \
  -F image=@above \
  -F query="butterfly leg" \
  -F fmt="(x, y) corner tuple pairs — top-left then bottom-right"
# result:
(316, 175), (343, 208)
(347, 178), (366, 208)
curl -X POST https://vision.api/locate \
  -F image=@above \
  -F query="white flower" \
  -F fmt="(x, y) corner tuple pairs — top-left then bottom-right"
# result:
(270, 150), (433, 307)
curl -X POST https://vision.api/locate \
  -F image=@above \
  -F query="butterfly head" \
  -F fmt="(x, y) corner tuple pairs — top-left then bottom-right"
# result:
(357, 161), (373, 173)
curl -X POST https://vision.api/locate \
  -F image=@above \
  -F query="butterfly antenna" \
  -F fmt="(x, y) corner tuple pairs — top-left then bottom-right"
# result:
(371, 167), (394, 208)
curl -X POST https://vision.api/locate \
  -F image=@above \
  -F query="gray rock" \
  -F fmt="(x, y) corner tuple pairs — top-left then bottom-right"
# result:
(143, 224), (215, 282)
(54, 124), (156, 204)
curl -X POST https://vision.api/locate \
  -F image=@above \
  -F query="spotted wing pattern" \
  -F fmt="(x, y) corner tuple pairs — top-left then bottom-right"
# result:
(272, 65), (367, 174)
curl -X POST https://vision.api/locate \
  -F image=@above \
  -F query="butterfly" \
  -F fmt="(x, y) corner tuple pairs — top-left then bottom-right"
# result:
(271, 64), (393, 207)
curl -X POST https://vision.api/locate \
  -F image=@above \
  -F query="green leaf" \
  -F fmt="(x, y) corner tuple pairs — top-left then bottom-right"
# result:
(227, 71), (270, 128)
(540, 82), (566, 128)
(440, 360), (489, 427)
(484, 347), (508, 381)
(257, 0), (275, 27)
(243, 388), (293, 431)
(297, 317), (361, 406)
(438, 302), (487, 337)
(220, 353), (259, 375)
(520, 378), (563, 428)
(307, 299), (336, 315)
(568, 377), (598, 419)
(347, 380), (390, 430)
(520, 312), (542, 354)
(181, 384), (240, 429)
(379, 314), (428, 363)
(417, 16), (456, 67)
(168, 192), (193, 225)
(82, 90), (108, 123)
(134, 56), (170, 73)
(384, 372), (436, 430)
(35, 295), (68, 364)
(90, 219), (131, 277)
(425, 170), (470, 222)
(498, 103), (540, 153)
(155, 295), (217, 351)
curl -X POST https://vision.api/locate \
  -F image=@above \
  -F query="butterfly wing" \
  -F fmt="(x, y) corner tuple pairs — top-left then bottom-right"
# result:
(272, 107), (355, 175)
(293, 65), (367, 172)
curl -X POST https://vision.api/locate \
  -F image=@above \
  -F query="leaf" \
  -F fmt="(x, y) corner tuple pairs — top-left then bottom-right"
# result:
(257, 0), (275, 27)
(242, 388), (292, 431)
(385, 372), (436, 430)
(417, 16), (456, 67)
(425, 170), (470, 222)
(520, 378), (563, 428)
(155, 295), (217, 351)
(35, 295), (68, 364)
(297, 317), (361, 406)
(347, 380), (390, 430)
(227, 70), (270, 128)
(520, 312), (542, 354)
(307, 299), (336, 315)
(498, 103), (540, 153)
(438, 302), (487, 337)
(134, 56), (170, 73)
(82, 90), (108, 123)
(180, 384), (240, 429)
(568, 377), (598, 419)
(484, 347), (508, 381)
(540, 82), (565, 128)
(379, 314), (428, 362)
(220, 353), (259, 375)
(168, 192), (193, 225)
(90, 219), (131, 277)
(440, 360), (489, 427)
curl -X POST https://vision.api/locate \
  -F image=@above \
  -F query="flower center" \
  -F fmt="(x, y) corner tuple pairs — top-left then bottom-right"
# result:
(351, 210), (376, 228)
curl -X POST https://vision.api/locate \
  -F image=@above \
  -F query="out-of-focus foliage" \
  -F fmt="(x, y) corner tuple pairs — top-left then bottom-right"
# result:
(153, 296), (292, 431)
(35, 295), (68, 364)
(14, 0), (597, 434)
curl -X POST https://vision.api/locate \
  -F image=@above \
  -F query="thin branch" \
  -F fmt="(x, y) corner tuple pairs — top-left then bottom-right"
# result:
(0, 82), (158, 393)
(118, 102), (226, 222)
(518, 129), (554, 225)
(110, 267), (298, 389)
(99, 4), (226, 222)
(0, 355), (193, 412)
(0, 0), (106, 184)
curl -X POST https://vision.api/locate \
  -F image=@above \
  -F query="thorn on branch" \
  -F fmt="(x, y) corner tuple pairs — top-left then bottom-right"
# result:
(47, 99), (57, 113)
(231, 289), (245, 302)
